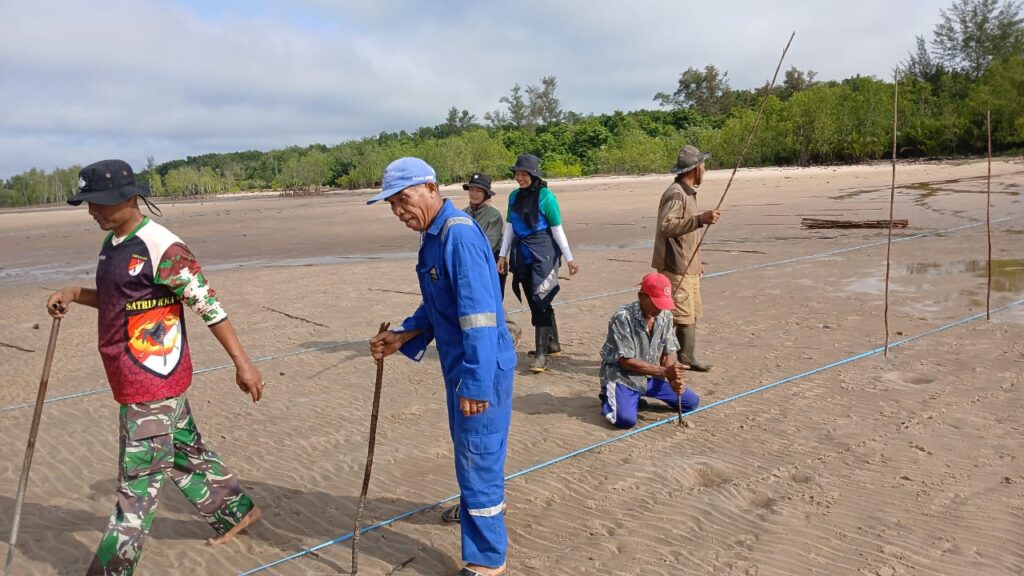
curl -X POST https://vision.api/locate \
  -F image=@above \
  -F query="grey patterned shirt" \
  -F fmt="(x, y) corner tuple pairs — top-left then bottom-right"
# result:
(599, 301), (679, 393)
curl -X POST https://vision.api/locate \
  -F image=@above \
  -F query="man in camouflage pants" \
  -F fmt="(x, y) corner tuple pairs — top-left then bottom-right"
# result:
(47, 160), (264, 574)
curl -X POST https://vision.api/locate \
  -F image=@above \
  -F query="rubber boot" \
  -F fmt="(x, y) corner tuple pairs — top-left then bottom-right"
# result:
(528, 313), (562, 356)
(547, 312), (562, 356)
(676, 325), (713, 372)
(530, 326), (552, 373)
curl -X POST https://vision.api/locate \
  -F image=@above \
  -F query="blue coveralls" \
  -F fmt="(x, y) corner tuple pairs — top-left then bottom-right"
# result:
(398, 199), (517, 568)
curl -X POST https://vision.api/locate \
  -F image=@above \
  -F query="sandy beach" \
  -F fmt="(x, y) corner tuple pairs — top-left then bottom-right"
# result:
(1, 159), (1023, 575)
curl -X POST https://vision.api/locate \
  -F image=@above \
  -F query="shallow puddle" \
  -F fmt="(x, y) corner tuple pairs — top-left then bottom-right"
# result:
(904, 259), (1024, 293)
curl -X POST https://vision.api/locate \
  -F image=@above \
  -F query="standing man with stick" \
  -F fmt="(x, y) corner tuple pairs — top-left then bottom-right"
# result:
(652, 145), (721, 372)
(45, 160), (264, 575)
(368, 157), (516, 576)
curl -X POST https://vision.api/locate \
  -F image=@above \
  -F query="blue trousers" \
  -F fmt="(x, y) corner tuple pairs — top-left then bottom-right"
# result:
(601, 378), (700, 429)
(445, 365), (514, 567)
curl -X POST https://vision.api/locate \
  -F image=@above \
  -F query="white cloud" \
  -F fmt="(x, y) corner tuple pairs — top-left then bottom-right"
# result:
(0, 0), (943, 177)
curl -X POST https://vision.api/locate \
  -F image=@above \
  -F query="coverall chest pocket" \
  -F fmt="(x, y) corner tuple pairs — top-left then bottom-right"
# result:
(422, 260), (448, 306)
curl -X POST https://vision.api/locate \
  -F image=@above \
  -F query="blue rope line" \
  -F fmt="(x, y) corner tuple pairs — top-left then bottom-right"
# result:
(238, 297), (1024, 575)
(1, 216), (1012, 416)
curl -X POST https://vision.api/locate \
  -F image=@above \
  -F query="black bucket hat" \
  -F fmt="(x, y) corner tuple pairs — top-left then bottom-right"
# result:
(509, 153), (543, 178)
(463, 172), (495, 197)
(68, 159), (151, 206)
(670, 145), (711, 175)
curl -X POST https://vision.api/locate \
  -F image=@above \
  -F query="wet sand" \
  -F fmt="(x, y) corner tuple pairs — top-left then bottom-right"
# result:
(1, 160), (1023, 575)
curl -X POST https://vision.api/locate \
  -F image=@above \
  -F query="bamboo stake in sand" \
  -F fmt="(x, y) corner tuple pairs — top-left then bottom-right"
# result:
(352, 321), (390, 575)
(884, 69), (899, 357)
(986, 110), (993, 320)
(4, 317), (61, 576)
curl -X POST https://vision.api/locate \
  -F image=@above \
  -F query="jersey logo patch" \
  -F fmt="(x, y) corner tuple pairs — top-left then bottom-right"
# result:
(128, 255), (147, 276)
(127, 304), (183, 377)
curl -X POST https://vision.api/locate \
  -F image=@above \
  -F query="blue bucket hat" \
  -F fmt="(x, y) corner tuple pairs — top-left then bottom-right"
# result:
(366, 157), (437, 204)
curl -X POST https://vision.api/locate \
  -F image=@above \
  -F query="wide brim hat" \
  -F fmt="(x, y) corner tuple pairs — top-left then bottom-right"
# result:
(462, 172), (495, 197)
(670, 145), (711, 175)
(509, 153), (543, 178)
(68, 159), (150, 206)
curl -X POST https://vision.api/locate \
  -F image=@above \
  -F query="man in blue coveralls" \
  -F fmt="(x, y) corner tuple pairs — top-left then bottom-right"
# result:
(368, 157), (516, 576)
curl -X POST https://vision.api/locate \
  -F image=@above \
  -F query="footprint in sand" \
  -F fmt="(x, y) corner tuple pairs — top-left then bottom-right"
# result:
(744, 489), (777, 511)
(689, 463), (731, 489)
(885, 371), (936, 387)
(790, 470), (815, 484)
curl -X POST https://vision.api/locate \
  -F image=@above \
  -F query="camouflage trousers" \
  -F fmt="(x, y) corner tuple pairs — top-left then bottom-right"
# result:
(87, 394), (254, 576)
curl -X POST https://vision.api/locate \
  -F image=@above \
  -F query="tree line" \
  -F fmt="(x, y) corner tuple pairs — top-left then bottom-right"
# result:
(2, 0), (1022, 208)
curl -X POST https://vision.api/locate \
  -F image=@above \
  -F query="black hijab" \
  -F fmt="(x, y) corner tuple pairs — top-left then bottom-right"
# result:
(511, 175), (548, 230)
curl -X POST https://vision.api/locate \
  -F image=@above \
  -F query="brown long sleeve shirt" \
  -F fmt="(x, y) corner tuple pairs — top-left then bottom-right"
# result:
(651, 181), (704, 275)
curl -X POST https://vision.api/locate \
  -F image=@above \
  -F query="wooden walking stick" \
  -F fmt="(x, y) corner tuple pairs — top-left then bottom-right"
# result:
(4, 316), (61, 576)
(683, 31), (796, 274)
(986, 110), (993, 321)
(883, 69), (900, 357)
(351, 321), (390, 575)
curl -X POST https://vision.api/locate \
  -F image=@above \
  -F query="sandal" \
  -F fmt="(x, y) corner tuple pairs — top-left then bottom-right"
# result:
(441, 502), (509, 524)
(457, 567), (508, 576)
(441, 504), (461, 523)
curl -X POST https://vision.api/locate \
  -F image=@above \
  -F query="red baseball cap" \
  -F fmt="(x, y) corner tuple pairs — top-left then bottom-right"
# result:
(639, 272), (674, 310)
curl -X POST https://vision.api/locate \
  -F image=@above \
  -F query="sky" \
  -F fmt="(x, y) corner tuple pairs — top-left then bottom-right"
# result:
(0, 0), (945, 179)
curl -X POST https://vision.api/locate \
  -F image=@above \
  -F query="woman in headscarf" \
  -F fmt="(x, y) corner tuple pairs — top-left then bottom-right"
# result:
(497, 153), (579, 372)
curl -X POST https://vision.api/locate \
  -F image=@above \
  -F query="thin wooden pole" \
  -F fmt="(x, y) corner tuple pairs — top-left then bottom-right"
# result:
(677, 388), (684, 426)
(683, 31), (796, 273)
(986, 110), (993, 320)
(351, 321), (390, 575)
(4, 317), (61, 576)
(884, 69), (899, 357)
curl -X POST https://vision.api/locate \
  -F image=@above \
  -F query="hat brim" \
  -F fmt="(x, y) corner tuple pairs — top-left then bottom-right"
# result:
(670, 152), (712, 174)
(67, 183), (150, 206)
(367, 181), (428, 205)
(463, 183), (495, 195)
(366, 187), (402, 205)
(509, 165), (543, 178)
(650, 295), (675, 310)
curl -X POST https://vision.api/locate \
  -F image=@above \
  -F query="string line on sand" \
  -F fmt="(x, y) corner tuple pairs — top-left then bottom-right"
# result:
(0, 216), (1014, 416)
(238, 297), (1024, 575)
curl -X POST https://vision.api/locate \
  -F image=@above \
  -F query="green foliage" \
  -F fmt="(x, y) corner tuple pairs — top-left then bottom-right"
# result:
(486, 76), (564, 129)
(542, 153), (583, 178)
(932, 0), (1024, 80)
(967, 55), (1024, 145)
(654, 64), (733, 116)
(1, 166), (80, 206)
